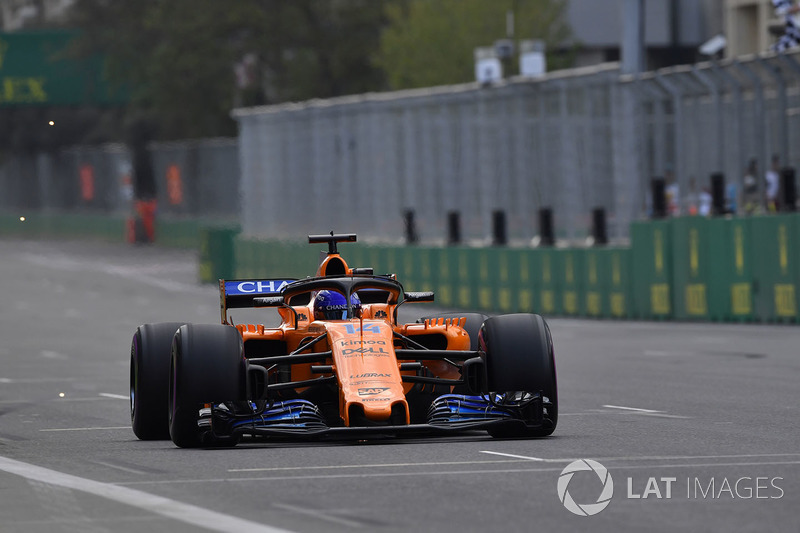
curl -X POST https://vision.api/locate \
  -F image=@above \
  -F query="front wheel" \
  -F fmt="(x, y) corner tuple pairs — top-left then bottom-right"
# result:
(169, 324), (246, 448)
(479, 313), (557, 438)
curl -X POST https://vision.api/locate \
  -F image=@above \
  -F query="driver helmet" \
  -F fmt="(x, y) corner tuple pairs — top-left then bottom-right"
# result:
(313, 290), (361, 320)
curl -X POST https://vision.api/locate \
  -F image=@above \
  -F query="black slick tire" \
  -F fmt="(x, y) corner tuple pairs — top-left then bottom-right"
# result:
(130, 322), (185, 440)
(169, 324), (245, 448)
(479, 313), (558, 438)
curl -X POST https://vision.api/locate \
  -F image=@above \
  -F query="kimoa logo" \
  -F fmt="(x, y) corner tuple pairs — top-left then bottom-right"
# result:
(558, 459), (614, 516)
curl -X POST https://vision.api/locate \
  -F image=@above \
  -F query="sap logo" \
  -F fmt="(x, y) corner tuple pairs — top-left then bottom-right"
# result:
(342, 347), (388, 356)
(344, 324), (382, 334)
(235, 280), (290, 294)
(350, 373), (391, 379)
(358, 387), (389, 396)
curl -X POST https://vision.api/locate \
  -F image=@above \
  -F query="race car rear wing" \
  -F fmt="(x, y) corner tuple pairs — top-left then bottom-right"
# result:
(219, 279), (297, 323)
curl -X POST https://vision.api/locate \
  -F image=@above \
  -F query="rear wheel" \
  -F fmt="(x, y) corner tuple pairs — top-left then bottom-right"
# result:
(169, 324), (246, 448)
(479, 313), (557, 438)
(130, 322), (185, 440)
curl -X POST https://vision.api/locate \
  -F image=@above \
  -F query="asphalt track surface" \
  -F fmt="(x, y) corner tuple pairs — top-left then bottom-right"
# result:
(0, 238), (798, 533)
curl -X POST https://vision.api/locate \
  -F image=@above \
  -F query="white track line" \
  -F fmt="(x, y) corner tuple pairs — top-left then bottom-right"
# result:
(230, 453), (800, 474)
(479, 451), (544, 461)
(273, 503), (363, 529)
(92, 461), (148, 476)
(602, 404), (662, 413)
(120, 460), (800, 485)
(98, 393), (128, 400)
(0, 455), (292, 533)
(40, 426), (130, 432)
(229, 459), (523, 473)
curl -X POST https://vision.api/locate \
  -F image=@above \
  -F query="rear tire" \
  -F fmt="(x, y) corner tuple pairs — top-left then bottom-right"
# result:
(169, 324), (246, 448)
(479, 313), (557, 438)
(130, 322), (185, 440)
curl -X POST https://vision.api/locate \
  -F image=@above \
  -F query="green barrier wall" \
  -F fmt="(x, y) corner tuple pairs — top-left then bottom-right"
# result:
(533, 248), (560, 315)
(0, 212), (126, 241)
(750, 215), (798, 322)
(631, 220), (673, 319)
(156, 219), (202, 249)
(608, 248), (633, 318)
(583, 247), (632, 319)
(672, 217), (716, 320)
(8, 210), (800, 325)
(558, 249), (584, 316)
(712, 217), (755, 321)
(198, 226), (241, 283)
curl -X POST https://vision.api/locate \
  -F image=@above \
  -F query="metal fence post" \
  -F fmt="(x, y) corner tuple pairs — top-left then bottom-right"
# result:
(756, 57), (789, 169)
(733, 60), (768, 210)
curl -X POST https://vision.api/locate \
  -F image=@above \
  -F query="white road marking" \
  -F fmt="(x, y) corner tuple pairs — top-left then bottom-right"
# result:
(121, 460), (800, 485)
(549, 453), (800, 463)
(643, 349), (686, 357)
(220, 452), (800, 478)
(20, 252), (205, 294)
(40, 350), (68, 360)
(273, 502), (363, 529)
(98, 393), (128, 400)
(0, 377), (78, 384)
(560, 410), (691, 419)
(92, 461), (148, 475)
(602, 404), (662, 413)
(479, 451), (544, 461)
(0, 455), (292, 533)
(229, 459), (524, 473)
(40, 426), (130, 432)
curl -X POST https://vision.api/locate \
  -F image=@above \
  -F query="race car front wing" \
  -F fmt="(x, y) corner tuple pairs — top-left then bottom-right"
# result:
(200, 393), (549, 443)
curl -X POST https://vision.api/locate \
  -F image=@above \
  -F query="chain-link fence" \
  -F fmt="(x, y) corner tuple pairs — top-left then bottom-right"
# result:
(0, 138), (239, 217)
(3, 49), (800, 243)
(630, 52), (800, 218)
(234, 50), (800, 244)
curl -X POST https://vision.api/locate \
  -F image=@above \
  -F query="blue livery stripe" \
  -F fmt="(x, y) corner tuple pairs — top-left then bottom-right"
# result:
(225, 280), (294, 296)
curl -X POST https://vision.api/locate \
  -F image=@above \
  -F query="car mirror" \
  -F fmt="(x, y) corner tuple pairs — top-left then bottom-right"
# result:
(404, 292), (435, 303)
(253, 296), (284, 307)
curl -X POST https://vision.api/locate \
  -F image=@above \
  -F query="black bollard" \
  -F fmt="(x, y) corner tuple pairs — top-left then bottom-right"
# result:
(539, 208), (554, 246)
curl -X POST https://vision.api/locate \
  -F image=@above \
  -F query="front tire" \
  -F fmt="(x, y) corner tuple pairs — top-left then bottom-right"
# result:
(169, 324), (246, 448)
(130, 322), (185, 440)
(479, 313), (558, 438)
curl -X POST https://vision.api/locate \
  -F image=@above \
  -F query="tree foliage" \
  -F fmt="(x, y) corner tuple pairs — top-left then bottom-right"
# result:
(67, 0), (389, 140)
(378, 0), (572, 90)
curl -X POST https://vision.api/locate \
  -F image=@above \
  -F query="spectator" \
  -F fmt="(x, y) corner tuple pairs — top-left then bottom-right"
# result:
(684, 177), (699, 215)
(742, 158), (760, 215)
(765, 154), (781, 212)
(726, 179), (738, 215)
(772, 0), (800, 52)
(665, 168), (680, 216)
(698, 186), (713, 216)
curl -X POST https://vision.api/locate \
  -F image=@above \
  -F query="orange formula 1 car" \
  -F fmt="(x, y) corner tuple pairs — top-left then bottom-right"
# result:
(130, 233), (557, 447)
